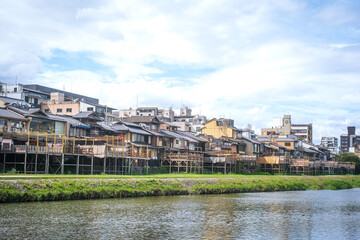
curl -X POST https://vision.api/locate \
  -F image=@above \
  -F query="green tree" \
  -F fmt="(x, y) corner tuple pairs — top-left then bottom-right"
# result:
(338, 153), (360, 174)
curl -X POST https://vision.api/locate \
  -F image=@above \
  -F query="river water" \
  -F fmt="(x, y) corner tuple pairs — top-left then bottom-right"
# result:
(1, 188), (360, 240)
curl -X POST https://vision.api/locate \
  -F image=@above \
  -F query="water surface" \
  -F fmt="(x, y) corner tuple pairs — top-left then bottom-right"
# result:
(1, 189), (360, 239)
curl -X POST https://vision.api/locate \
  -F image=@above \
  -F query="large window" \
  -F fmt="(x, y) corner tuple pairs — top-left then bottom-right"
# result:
(57, 108), (62, 113)
(66, 108), (72, 113)
(285, 142), (291, 146)
(134, 134), (145, 143)
(87, 107), (94, 111)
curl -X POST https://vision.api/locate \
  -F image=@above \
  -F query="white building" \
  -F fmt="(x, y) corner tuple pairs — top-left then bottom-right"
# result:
(321, 137), (338, 154)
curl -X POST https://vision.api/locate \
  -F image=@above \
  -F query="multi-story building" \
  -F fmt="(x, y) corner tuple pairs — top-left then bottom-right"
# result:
(340, 126), (360, 153)
(41, 92), (115, 118)
(340, 126), (355, 152)
(261, 115), (312, 143)
(320, 137), (338, 154)
(0, 82), (99, 108)
(291, 124), (313, 143)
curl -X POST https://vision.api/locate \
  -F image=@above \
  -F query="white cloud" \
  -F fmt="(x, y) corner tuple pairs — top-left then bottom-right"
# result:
(1, 0), (360, 144)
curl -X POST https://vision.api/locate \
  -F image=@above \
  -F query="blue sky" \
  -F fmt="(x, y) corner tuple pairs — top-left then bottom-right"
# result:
(0, 0), (360, 144)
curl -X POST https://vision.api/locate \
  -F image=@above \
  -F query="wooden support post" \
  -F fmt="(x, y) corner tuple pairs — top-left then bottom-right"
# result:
(45, 154), (49, 174)
(117, 136), (119, 158)
(112, 136), (115, 158)
(106, 135), (108, 157)
(114, 157), (118, 175)
(103, 157), (107, 174)
(3, 153), (6, 173)
(27, 131), (30, 152)
(45, 133), (48, 152)
(76, 155), (79, 174)
(61, 154), (64, 174)
(35, 153), (38, 174)
(54, 134), (56, 153)
(91, 156), (94, 175)
(24, 152), (27, 174)
(73, 137), (75, 154)
(36, 132), (39, 152)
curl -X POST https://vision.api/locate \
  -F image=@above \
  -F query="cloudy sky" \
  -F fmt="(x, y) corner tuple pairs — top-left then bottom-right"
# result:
(1, 0), (360, 143)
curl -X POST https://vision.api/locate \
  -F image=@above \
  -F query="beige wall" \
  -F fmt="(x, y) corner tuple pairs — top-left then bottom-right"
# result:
(41, 102), (80, 116)
(201, 119), (236, 139)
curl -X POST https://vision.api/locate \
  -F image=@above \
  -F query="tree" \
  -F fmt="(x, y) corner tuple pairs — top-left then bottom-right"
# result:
(338, 153), (360, 174)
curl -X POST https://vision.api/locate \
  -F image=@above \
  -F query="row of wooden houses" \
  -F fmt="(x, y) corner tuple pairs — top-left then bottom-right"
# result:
(0, 98), (355, 175)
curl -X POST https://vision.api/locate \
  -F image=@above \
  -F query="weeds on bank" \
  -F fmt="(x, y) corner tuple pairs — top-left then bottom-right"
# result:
(1, 175), (360, 203)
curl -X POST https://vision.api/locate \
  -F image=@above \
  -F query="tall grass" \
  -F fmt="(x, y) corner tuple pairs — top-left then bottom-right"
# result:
(1, 175), (360, 203)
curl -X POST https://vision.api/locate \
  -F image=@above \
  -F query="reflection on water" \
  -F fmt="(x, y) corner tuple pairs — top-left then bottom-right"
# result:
(1, 189), (360, 239)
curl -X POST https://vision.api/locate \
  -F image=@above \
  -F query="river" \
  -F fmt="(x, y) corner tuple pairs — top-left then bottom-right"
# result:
(1, 188), (360, 239)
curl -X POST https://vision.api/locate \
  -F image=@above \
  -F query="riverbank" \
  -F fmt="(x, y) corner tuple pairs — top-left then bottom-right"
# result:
(1, 174), (360, 203)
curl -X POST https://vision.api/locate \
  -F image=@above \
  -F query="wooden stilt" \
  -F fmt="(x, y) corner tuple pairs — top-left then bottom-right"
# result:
(76, 155), (79, 174)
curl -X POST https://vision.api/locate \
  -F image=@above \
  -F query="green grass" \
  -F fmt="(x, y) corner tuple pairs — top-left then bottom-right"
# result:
(1, 175), (360, 203)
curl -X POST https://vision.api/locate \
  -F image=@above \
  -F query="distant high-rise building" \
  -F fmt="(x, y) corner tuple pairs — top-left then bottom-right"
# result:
(340, 126), (360, 153)
(320, 137), (338, 154)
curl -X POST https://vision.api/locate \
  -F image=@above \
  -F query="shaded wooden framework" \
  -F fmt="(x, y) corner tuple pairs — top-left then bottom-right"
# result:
(160, 147), (204, 173)
(203, 151), (257, 174)
(0, 131), (154, 175)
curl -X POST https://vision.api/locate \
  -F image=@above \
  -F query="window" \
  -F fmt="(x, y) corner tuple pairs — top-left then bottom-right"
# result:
(87, 107), (94, 111)
(176, 139), (179, 144)
(44, 109), (50, 113)
(14, 87), (17, 92)
(285, 142), (291, 146)
(57, 108), (62, 113)
(66, 108), (72, 113)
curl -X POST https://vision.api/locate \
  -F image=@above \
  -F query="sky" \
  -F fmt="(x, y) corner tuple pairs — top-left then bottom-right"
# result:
(0, 0), (360, 144)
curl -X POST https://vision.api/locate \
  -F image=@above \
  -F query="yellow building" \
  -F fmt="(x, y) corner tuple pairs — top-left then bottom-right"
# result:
(201, 118), (237, 139)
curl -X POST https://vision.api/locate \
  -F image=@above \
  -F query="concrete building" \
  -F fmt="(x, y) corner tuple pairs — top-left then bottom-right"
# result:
(291, 124), (313, 143)
(320, 137), (338, 154)
(261, 115), (291, 136)
(41, 92), (115, 118)
(261, 115), (312, 143)
(340, 126), (360, 153)
(0, 82), (99, 108)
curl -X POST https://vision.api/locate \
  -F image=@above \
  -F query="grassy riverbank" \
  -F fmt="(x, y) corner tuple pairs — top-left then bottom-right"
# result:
(1, 174), (360, 203)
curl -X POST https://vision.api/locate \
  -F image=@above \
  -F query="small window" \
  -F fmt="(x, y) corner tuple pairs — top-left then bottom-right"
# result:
(57, 108), (62, 113)
(285, 142), (291, 146)
(87, 107), (94, 111)
(176, 139), (179, 144)
(66, 108), (72, 113)
(14, 88), (17, 92)
(44, 109), (50, 113)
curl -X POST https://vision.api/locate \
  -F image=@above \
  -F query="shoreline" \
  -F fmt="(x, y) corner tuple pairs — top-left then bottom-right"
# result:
(1, 175), (360, 203)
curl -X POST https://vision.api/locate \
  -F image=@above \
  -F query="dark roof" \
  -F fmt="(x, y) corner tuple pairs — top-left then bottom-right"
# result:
(47, 114), (88, 126)
(111, 123), (128, 131)
(160, 130), (197, 143)
(7, 106), (51, 120)
(80, 100), (116, 110)
(137, 107), (158, 110)
(178, 131), (208, 142)
(24, 84), (99, 104)
(97, 122), (120, 132)
(0, 108), (28, 121)
(127, 126), (152, 135)
(123, 116), (161, 124)
(0, 96), (29, 106)
(238, 136), (261, 144)
(73, 112), (102, 121)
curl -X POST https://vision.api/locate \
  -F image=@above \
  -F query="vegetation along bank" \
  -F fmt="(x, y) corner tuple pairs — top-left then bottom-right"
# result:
(1, 174), (360, 203)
